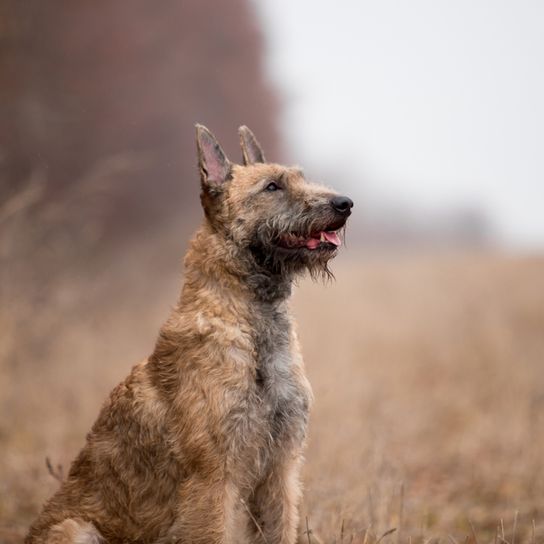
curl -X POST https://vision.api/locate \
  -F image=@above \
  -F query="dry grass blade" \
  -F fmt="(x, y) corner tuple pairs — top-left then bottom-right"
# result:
(45, 457), (64, 483)
(376, 528), (397, 544)
(511, 510), (518, 544)
(468, 519), (478, 544)
(397, 483), (404, 544)
(305, 516), (312, 544)
(500, 520), (506, 543)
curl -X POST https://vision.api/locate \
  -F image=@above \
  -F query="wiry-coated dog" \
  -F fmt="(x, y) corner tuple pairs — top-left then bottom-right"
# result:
(26, 125), (353, 544)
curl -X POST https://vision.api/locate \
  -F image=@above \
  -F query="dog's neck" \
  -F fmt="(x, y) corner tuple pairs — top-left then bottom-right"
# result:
(183, 223), (293, 304)
(149, 222), (294, 400)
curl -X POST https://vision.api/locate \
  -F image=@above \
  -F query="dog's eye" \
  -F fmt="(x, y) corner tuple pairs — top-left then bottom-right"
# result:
(265, 181), (280, 192)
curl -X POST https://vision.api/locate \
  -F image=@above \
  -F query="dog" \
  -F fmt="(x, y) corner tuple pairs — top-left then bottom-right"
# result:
(25, 124), (353, 544)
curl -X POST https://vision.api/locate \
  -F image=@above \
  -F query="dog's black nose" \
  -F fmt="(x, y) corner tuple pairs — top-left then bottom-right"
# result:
(331, 196), (354, 215)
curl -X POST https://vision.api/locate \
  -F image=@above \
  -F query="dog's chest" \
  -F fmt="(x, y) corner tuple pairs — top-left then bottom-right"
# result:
(253, 311), (309, 445)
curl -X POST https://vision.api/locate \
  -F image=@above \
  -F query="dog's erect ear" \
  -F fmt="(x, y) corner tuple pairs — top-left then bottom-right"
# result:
(239, 125), (266, 165)
(196, 124), (231, 186)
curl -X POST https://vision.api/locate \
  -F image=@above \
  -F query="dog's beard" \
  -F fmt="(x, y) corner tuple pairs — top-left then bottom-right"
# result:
(251, 242), (335, 279)
(248, 223), (341, 282)
(270, 245), (336, 282)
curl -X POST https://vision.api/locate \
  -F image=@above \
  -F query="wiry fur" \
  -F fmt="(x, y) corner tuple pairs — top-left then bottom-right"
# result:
(25, 125), (352, 544)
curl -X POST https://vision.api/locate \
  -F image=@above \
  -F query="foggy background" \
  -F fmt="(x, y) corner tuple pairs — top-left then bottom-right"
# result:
(255, 0), (544, 250)
(3, 1), (543, 257)
(1, 2), (544, 542)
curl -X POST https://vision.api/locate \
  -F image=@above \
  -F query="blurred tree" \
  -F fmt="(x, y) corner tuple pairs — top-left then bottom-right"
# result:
(0, 0), (278, 243)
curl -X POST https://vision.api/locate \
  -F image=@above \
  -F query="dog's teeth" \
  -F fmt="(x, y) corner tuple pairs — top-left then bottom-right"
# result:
(320, 232), (325, 242)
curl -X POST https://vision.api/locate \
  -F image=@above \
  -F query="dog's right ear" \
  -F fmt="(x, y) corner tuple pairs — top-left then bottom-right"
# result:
(239, 125), (266, 165)
(196, 124), (231, 188)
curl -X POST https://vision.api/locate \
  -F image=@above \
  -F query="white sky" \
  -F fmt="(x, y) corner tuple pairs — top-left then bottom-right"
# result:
(253, 0), (544, 248)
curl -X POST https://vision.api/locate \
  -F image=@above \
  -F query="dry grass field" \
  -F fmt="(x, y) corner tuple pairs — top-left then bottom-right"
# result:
(1, 248), (543, 543)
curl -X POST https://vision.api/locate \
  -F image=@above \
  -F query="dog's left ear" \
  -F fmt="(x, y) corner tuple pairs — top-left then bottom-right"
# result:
(196, 124), (231, 187)
(239, 125), (266, 165)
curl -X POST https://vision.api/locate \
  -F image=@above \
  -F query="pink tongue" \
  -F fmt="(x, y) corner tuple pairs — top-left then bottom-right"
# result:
(306, 238), (320, 249)
(323, 231), (341, 246)
(305, 231), (341, 249)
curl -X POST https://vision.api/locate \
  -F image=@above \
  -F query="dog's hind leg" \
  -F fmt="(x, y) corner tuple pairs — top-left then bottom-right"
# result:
(43, 519), (103, 544)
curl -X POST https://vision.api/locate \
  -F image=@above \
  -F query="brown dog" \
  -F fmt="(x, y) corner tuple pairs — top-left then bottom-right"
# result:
(25, 125), (353, 544)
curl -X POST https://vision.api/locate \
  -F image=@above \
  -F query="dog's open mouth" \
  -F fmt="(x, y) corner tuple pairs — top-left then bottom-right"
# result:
(278, 230), (341, 250)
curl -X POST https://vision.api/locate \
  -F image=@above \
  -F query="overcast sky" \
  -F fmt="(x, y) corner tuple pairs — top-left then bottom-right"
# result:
(253, 0), (544, 248)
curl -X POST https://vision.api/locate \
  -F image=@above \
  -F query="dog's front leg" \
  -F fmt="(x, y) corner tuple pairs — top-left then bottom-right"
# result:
(249, 452), (303, 544)
(172, 476), (249, 544)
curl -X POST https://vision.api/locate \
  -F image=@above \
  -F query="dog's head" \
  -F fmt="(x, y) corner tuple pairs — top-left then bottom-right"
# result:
(196, 124), (353, 278)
